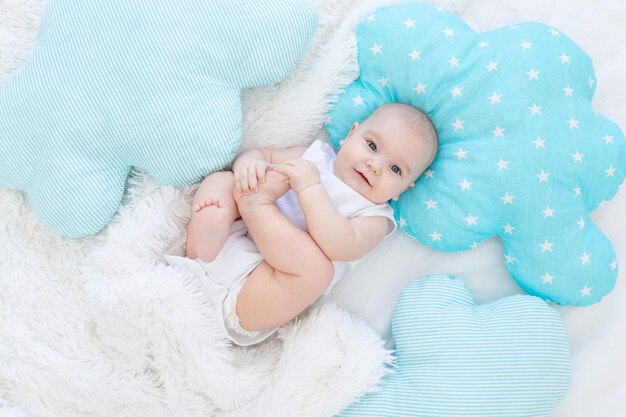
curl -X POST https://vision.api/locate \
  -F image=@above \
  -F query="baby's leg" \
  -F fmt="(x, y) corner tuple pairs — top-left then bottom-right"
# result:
(186, 171), (239, 262)
(233, 172), (334, 331)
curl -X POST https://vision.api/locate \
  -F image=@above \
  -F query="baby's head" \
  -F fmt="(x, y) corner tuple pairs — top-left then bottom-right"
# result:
(334, 102), (438, 203)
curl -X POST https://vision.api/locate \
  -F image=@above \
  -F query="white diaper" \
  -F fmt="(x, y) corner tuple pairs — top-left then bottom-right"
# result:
(165, 220), (276, 346)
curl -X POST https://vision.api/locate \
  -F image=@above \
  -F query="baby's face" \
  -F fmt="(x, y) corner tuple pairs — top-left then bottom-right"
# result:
(333, 108), (435, 203)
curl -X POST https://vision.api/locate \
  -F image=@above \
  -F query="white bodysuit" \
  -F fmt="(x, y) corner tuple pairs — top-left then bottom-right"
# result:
(166, 140), (397, 346)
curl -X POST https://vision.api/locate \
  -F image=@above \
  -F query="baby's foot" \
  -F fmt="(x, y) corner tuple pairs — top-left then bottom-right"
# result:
(235, 171), (290, 211)
(233, 171), (289, 219)
(256, 171), (290, 202)
(193, 198), (222, 213)
(192, 198), (234, 263)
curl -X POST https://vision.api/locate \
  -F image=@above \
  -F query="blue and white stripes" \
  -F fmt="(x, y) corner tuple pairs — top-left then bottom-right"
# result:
(0, 0), (318, 237)
(337, 275), (570, 417)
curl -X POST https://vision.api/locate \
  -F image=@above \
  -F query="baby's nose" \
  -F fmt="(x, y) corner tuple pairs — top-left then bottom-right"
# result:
(367, 158), (382, 174)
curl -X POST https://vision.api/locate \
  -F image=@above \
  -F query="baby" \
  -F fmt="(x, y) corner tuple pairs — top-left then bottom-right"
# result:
(167, 103), (438, 345)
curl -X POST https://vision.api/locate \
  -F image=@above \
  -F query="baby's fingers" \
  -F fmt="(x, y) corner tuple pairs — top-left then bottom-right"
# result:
(269, 163), (291, 176)
(236, 168), (251, 195)
(256, 163), (267, 185)
(234, 176), (244, 196)
(245, 165), (260, 193)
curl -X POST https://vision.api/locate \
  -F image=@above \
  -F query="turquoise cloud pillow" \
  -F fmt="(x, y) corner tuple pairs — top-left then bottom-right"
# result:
(0, 0), (317, 237)
(326, 2), (625, 306)
(336, 275), (570, 417)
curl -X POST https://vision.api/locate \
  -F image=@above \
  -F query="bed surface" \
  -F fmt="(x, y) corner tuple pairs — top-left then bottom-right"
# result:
(323, 1), (626, 416)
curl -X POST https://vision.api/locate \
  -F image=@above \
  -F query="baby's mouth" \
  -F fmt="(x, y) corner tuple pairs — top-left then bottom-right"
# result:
(355, 169), (371, 186)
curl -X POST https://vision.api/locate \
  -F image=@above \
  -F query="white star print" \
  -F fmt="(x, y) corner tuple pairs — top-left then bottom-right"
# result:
(502, 223), (515, 234)
(430, 231), (443, 241)
(577, 218), (585, 230)
(563, 85), (574, 97)
(409, 49), (422, 61)
(505, 254), (516, 264)
(443, 28), (455, 38)
(478, 40), (490, 48)
(454, 148), (468, 160)
(403, 18), (416, 29)
(579, 252), (591, 265)
(423, 169), (435, 179)
(567, 117), (580, 129)
(579, 286), (592, 297)
(370, 43), (383, 55)
(495, 158), (510, 170)
(491, 126), (505, 138)
(541, 273), (555, 284)
(533, 136), (546, 149)
(450, 86), (463, 98)
(529, 103), (542, 115)
(500, 192), (514, 205)
(588, 77), (596, 88)
(377, 76), (390, 87)
(488, 92), (502, 104)
(610, 259), (618, 271)
(470, 241), (480, 249)
(458, 179), (472, 191)
(559, 52), (571, 64)
(414, 82), (427, 95)
(571, 150), (584, 163)
(536, 169), (550, 183)
(527, 68), (540, 80)
(366, 14), (376, 23)
(353, 95), (365, 106)
(605, 165), (616, 177)
(549, 28), (560, 36)
(539, 239), (554, 252)
(452, 118), (465, 130)
(398, 217), (408, 228)
(448, 55), (460, 68)
(603, 134), (614, 144)
(574, 186), (582, 196)
(486, 61), (498, 72)
(542, 206), (555, 218)
(464, 214), (478, 226)
(425, 199), (438, 209)
(520, 40), (533, 50)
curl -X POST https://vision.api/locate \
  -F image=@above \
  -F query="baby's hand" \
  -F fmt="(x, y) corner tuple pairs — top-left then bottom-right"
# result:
(270, 159), (320, 194)
(234, 158), (270, 195)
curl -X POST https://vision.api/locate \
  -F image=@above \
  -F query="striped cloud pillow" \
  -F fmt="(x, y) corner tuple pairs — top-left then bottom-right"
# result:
(0, 0), (317, 237)
(337, 275), (570, 417)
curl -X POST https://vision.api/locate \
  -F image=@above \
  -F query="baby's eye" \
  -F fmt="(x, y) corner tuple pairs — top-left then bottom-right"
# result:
(367, 140), (377, 151)
(390, 165), (402, 175)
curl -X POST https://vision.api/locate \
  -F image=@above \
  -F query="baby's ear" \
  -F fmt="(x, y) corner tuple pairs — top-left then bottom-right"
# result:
(347, 122), (359, 137)
(340, 122), (359, 147)
(392, 182), (415, 201)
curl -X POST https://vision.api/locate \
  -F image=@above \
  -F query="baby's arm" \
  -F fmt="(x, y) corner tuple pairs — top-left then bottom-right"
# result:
(272, 160), (389, 262)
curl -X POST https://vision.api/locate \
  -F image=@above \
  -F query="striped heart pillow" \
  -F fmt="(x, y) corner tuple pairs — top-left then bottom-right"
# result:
(337, 275), (570, 417)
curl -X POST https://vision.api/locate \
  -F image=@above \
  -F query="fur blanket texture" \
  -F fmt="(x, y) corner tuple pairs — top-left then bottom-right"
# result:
(0, 0), (472, 416)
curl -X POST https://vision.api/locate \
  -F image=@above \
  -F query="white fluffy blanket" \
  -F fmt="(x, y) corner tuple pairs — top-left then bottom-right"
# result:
(0, 0), (472, 416)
